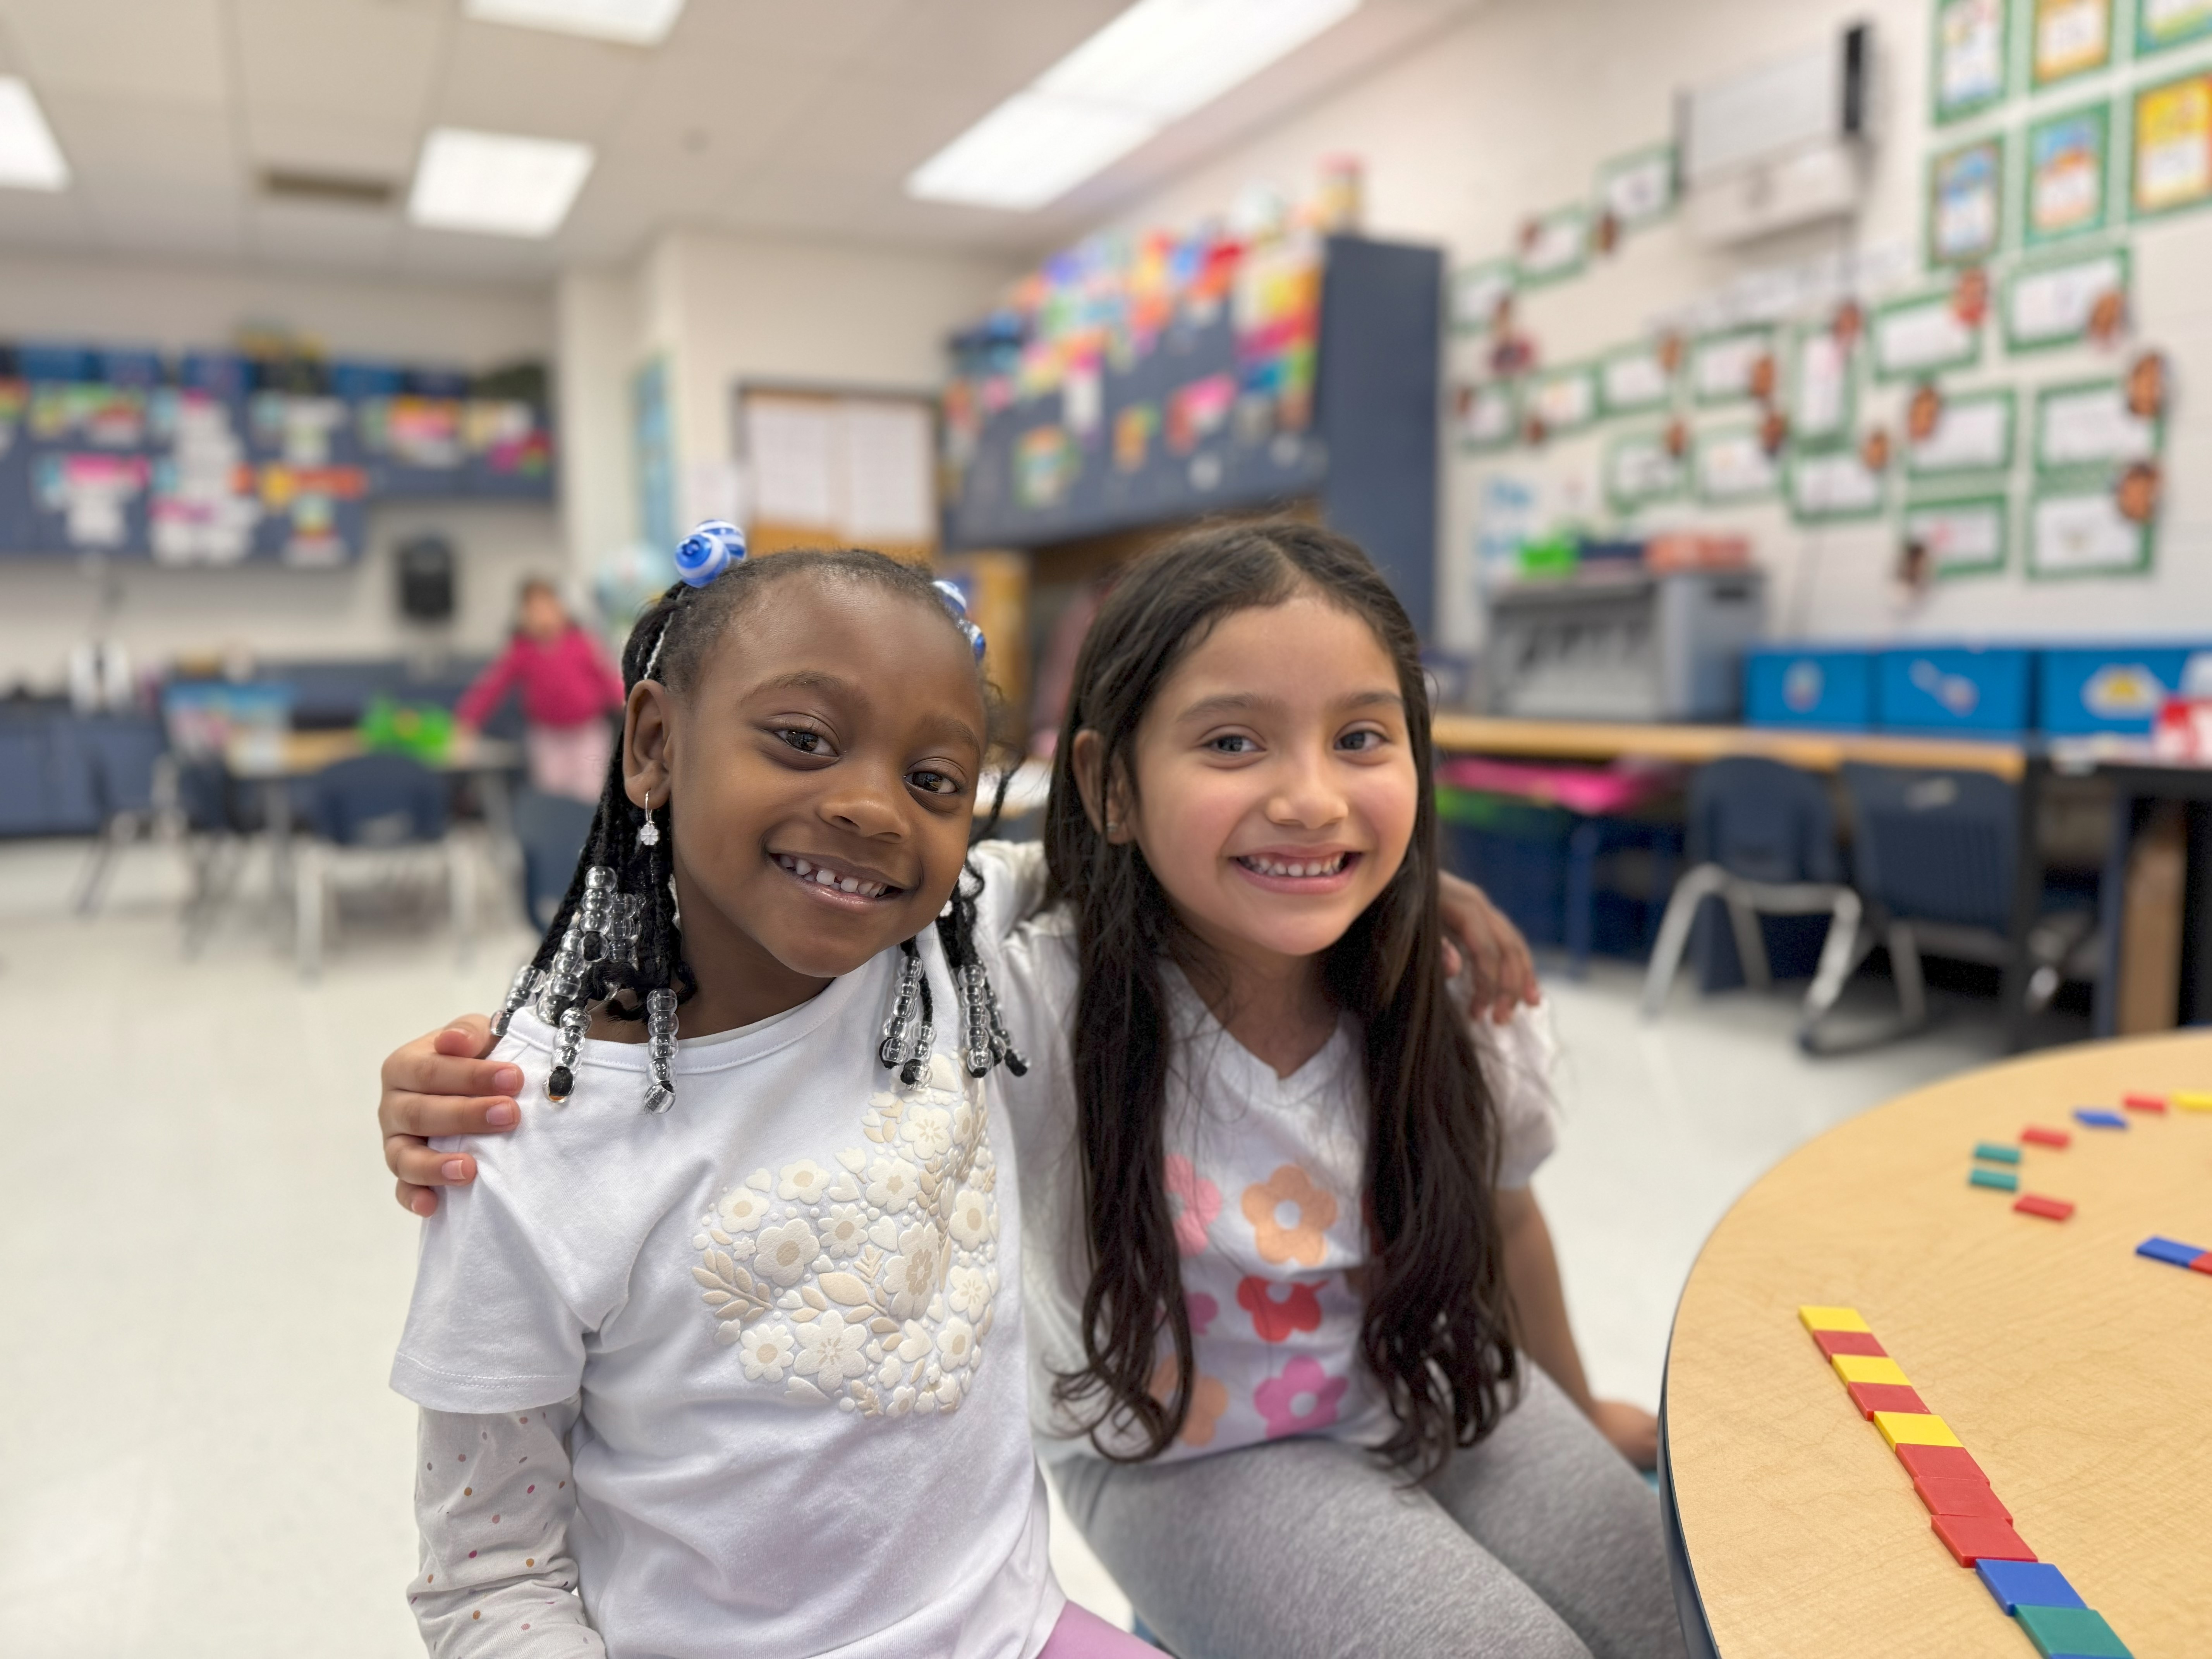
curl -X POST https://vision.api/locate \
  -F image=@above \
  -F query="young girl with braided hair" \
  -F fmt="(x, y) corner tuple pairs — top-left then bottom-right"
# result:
(391, 524), (1149, 1658)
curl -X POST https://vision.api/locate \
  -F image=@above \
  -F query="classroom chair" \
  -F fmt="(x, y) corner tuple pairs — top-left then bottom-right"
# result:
(294, 753), (473, 977)
(512, 785), (596, 931)
(1641, 756), (1863, 1038)
(71, 718), (176, 915)
(1803, 763), (2097, 1052)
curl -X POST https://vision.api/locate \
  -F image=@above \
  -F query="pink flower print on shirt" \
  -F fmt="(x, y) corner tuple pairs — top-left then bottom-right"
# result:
(1187, 1290), (1220, 1336)
(1242, 1164), (1338, 1266)
(1254, 1356), (1348, 1439)
(1236, 1276), (1326, 1343)
(1163, 1155), (1221, 1255)
(1151, 1355), (1231, 1448)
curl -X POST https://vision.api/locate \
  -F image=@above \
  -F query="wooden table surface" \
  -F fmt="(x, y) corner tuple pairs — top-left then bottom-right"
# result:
(1430, 714), (2028, 781)
(1666, 1031), (2212, 1657)
(222, 729), (523, 779)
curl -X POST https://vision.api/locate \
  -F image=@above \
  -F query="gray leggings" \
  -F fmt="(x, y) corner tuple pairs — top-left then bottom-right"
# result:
(1051, 1369), (1685, 1659)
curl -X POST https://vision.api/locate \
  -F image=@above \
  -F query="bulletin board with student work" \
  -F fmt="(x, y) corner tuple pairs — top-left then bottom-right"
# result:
(939, 231), (1442, 639)
(0, 349), (555, 567)
(733, 386), (939, 566)
(1446, 0), (2212, 613)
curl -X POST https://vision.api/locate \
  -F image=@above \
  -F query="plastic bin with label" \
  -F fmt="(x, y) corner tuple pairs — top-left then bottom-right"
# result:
(2039, 645), (2212, 736)
(1744, 646), (1875, 728)
(1875, 646), (2035, 735)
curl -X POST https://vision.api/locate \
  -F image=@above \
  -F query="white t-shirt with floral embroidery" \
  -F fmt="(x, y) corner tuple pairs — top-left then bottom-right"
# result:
(968, 841), (1559, 1467)
(392, 941), (1062, 1659)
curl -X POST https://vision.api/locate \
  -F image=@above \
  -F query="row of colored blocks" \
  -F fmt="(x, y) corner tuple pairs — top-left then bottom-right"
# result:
(1968, 1137), (2073, 1219)
(2135, 1235), (2212, 1274)
(1798, 1305), (2132, 1659)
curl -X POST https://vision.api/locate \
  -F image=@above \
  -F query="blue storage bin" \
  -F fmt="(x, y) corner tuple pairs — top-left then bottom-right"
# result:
(2039, 644), (2212, 736)
(18, 342), (96, 382)
(95, 347), (164, 387)
(1745, 646), (1874, 728)
(180, 350), (251, 398)
(1876, 646), (2035, 735)
(330, 359), (406, 399)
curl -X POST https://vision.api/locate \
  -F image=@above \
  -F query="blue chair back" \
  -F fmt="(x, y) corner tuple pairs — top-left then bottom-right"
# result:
(1688, 756), (1842, 884)
(1840, 763), (2015, 933)
(80, 718), (168, 819)
(513, 787), (596, 931)
(309, 753), (449, 846)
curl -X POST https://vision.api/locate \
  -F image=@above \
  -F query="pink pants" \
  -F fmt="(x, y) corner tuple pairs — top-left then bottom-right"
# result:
(1038, 1600), (1158, 1657)
(524, 720), (614, 804)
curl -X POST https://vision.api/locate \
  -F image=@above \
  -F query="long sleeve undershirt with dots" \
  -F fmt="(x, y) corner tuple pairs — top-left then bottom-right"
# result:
(410, 1398), (603, 1656)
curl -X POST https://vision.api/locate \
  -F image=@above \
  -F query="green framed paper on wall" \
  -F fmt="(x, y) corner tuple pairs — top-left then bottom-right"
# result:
(2025, 102), (2111, 244)
(1605, 429), (1686, 512)
(1788, 326), (1855, 443)
(1451, 260), (1516, 333)
(2136, 0), (2212, 55)
(1596, 146), (1676, 231)
(1933, 0), (2009, 123)
(1517, 207), (1589, 286)
(2033, 0), (2114, 88)
(1455, 381), (1518, 452)
(1787, 445), (1888, 523)
(1527, 362), (1599, 434)
(1690, 328), (1775, 406)
(1693, 425), (1780, 504)
(2002, 244), (2129, 350)
(1599, 342), (1674, 416)
(2130, 69), (2212, 219)
(2032, 378), (2162, 472)
(1929, 136), (2005, 266)
(1907, 388), (2016, 477)
(2028, 478), (2153, 577)
(1872, 292), (1981, 381)
(1905, 493), (2011, 578)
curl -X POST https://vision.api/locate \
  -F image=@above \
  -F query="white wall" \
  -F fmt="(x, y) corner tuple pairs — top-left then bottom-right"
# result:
(0, 247), (561, 689)
(1083, 0), (2212, 651)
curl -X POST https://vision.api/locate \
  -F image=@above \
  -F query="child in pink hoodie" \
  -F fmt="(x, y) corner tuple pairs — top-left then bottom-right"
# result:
(456, 578), (626, 802)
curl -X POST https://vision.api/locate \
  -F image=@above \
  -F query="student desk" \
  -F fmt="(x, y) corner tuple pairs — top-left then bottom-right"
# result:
(1428, 718), (2050, 1048)
(1659, 1031), (2212, 1657)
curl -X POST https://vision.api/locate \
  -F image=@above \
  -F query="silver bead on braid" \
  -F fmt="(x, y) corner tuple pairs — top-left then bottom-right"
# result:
(491, 963), (540, 1039)
(641, 988), (678, 1114)
(536, 866), (615, 1025)
(604, 891), (643, 976)
(546, 1004), (587, 1104)
(878, 944), (926, 1070)
(961, 963), (992, 1078)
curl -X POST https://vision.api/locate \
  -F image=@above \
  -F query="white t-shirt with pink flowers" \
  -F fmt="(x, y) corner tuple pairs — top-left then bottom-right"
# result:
(970, 843), (1560, 1465)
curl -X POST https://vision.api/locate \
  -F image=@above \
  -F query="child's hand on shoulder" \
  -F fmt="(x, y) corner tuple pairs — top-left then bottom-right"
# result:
(1437, 869), (1540, 1023)
(380, 1015), (519, 1215)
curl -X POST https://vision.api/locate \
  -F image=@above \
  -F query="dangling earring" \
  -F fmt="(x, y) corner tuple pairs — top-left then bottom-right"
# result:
(637, 804), (660, 847)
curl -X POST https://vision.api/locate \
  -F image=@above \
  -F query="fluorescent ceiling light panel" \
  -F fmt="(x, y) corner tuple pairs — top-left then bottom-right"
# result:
(0, 78), (69, 191)
(463, 0), (686, 45)
(907, 0), (1361, 210)
(907, 93), (1159, 212)
(409, 127), (595, 237)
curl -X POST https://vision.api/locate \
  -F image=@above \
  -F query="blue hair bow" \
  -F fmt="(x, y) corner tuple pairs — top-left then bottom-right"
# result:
(675, 520), (747, 587)
(933, 579), (987, 661)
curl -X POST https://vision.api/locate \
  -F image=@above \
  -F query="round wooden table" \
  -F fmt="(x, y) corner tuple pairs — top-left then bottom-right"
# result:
(1661, 1031), (2212, 1658)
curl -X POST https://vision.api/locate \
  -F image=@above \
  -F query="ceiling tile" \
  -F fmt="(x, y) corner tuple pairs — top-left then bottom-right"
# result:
(0, 0), (229, 106)
(668, 0), (918, 68)
(436, 18), (649, 143)
(244, 105), (417, 181)
(39, 91), (240, 193)
(0, 185), (95, 256)
(230, 0), (448, 127)
(82, 180), (246, 259)
(248, 198), (400, 270)
(844, 0), (1127, 91)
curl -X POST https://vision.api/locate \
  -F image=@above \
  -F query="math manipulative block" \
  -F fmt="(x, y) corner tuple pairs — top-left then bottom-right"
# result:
(1971, 1166), (2020, 1192)
(1896, 1442), (1988, 1484)
(1931, 1512), (2036, 1566)
(1976, 1557), (2086, 1613)
(2136, 1236), (2209, 1268)
(2122, 1092), (2167, 1113)
(2073, 1108), (2127, 1129)
(1812, 1328), (1887, 1358)
(2014, 1194), (2076, 1221)
(1875, 1411), (1963, 1450)
(1973, 1140), (2023, 1164)
(1796, 1305), (1869, 1334)
(2022, 1125), (2071, 1148)
(1832, 1353), (1911, 1386)
(1913, 1473), (2011, 1520)
(1846, 1381), (1928, 1419)
(2193, 1253), (2212, 1276)
(2172, 1089), (2212, 1112)
(2013, 1603), (2132, 1658)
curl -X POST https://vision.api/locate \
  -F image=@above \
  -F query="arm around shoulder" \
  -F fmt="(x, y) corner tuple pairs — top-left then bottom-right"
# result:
(410, 1400), (603, 1656)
